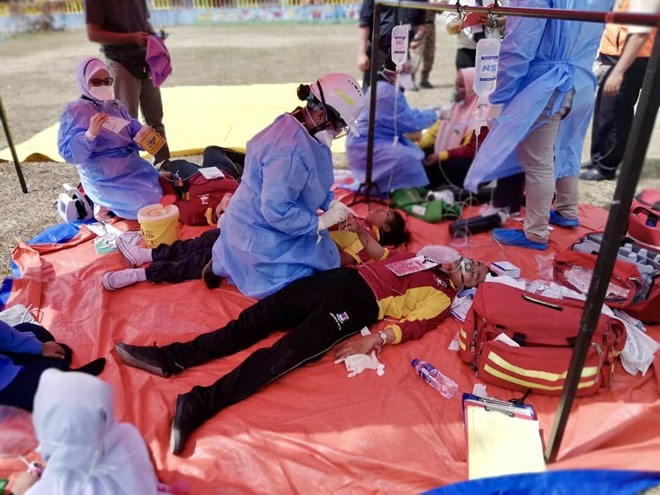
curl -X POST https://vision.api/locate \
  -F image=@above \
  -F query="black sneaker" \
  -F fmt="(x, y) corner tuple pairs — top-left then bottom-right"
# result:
(419, 80), (434, 89)
(170, 393), (200, 455)
(202, 260), (222, 289)
(115, 343), (171, 378)
(579, 167), (615, 181)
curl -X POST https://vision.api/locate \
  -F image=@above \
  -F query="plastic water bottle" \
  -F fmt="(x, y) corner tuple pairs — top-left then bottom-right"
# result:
(411, 359), (458, 399)
(473, 37), (501, 137)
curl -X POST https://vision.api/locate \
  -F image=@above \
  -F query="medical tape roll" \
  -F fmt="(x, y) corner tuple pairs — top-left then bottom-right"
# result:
(137, 203), (180, 248)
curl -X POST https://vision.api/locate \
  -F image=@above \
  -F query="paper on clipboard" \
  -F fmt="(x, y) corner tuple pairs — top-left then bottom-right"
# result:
(463, 394), (546, 479)
(101, 116), (130, 134)
(385, 255), (438, 277)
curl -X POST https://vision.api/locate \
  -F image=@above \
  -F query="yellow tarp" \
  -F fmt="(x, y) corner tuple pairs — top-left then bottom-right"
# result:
(0, 83), (347, 163)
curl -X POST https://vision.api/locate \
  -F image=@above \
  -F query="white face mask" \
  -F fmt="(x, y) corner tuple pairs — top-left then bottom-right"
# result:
(89, 85), (114, 101)
(314, 129), (337, 148)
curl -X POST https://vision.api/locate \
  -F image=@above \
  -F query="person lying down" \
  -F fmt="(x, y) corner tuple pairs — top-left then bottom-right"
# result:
(114, 250), (489, 455)
(102, 206), (410, 291)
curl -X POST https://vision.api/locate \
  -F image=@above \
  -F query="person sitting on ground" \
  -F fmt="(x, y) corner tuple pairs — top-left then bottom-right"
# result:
(101, 205), (407, 290)
(10, 369), (178, 495)
(211, 73), (365, 299)
(419, 68), (490, 189)
(330, 207), (409, 266)
(346, 58), (438, 196)
(0, 320), (105, 411)
(57, 56), (164, 220)
(113, 251), (490, 455)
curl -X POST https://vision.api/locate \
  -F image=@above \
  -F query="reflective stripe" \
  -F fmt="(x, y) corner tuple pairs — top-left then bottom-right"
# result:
(460, 329), (466, 339)
(459, 340), (466, 351)
(484, 364), (596, 391)
(488, 351), (598, 382)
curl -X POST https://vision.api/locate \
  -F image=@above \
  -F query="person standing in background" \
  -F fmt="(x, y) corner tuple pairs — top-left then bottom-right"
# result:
(85, 0), (170, 165)
(444, 0), (507, 70)
(357, 0), (429, 89)
(464, 0), (614, 250)
(581, 0), (658, 181)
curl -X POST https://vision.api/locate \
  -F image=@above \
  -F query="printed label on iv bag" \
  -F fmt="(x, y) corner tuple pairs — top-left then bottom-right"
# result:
(391, 24), (410, 68)
(474, 38), (501, 104)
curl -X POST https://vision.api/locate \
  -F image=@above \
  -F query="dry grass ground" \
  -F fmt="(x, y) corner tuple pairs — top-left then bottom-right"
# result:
(0, 23), (658, 278)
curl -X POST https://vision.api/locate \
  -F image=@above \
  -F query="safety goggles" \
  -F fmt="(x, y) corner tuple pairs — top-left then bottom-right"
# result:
(315, 80), (348, 137)
(89, 77), (114, 87)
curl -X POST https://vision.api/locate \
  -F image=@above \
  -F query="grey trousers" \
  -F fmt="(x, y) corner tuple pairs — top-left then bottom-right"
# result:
(107, 59), (170, 164)
(517, 91), (576, 243)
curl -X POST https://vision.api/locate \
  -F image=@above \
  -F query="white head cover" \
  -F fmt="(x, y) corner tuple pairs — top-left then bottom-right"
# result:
(75, 56), (110, 101)
(310, 73), (365, 134)
(28, 369), (160, 495)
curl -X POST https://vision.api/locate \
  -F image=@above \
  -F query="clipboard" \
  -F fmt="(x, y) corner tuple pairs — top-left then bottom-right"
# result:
(462, 393), (546, 479)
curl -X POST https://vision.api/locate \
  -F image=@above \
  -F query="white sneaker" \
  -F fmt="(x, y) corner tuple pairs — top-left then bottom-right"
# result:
(116, 232), (151, 267)
(103, 269), (140, 291)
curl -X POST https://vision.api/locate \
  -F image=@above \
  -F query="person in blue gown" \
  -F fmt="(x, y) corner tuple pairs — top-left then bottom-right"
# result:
(58, 56), (163, 220)
(346, 59), (438, 195)
(211, 73), (365, 298)
(464, 0), (614, 249)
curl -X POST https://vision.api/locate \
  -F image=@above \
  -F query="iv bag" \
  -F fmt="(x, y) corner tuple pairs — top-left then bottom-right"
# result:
(391, 24), (410, 69)
(473, 37), (501, 105)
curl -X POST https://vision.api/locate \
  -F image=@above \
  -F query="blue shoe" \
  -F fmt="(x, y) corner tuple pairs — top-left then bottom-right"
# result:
(549, 210), (579, 228)
(492, 229), (548, 251)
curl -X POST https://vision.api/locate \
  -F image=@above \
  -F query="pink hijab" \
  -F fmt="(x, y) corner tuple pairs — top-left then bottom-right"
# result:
(434, 68), (480, 153)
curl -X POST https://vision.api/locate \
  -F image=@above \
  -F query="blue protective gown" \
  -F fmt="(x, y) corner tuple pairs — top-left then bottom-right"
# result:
(58, 98), (163, 220)
(464, 0), (614, 191)
(211, 114), (339, 299)
(346, 81), (438, 193)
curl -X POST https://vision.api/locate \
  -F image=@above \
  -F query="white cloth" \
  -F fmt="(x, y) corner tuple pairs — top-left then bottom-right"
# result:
(628, 0), (660, 34)
(27, 369), (161, 495)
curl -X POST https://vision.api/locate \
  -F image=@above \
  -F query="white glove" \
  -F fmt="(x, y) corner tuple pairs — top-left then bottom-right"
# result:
(341, 352), (386, 378)
(328, 199), (355, 217)
(318, 205), (349, 231)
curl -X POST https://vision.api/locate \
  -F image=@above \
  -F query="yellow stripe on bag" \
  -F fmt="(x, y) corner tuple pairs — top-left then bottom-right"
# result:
(488, 351), (598, 382)
(484, 364), (596, 391)
(460, 329), (466, 339)
(459, 340), (466, 351)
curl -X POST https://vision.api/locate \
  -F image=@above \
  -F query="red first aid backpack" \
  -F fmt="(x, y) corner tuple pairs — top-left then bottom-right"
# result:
(459, 282), (626, 397)
(628, 188), (660, 250)
(555, 235), (660, 324)
(160, 159), (238, 226)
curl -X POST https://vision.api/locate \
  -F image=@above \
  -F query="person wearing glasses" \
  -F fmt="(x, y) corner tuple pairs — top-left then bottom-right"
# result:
(207, 73), (365, 299)
(58, 56), (164, 221)
(114, 249), (489, 455)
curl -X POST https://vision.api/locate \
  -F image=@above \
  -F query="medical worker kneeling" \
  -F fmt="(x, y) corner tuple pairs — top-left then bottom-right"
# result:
(211, 73), (365, 298)
(58, 57), (163, 220)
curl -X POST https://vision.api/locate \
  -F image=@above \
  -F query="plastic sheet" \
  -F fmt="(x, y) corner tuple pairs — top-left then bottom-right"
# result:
(0, 203), (658, 493)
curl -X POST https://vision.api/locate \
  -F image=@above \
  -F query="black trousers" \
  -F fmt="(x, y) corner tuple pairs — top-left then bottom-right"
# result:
(425, 157), (473, 189)
(0, 323), (72, 411)
(456, 48), (476, 70)
(160, 268), (379, 427)
(590, 57), (648, 177)
(146, 229), (220, 283)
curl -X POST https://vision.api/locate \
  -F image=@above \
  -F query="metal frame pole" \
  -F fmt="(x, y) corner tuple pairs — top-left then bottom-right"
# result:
(351, 0), (383, 207)
(0, 96), (28, 194)
(545, 27), (660, 463)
